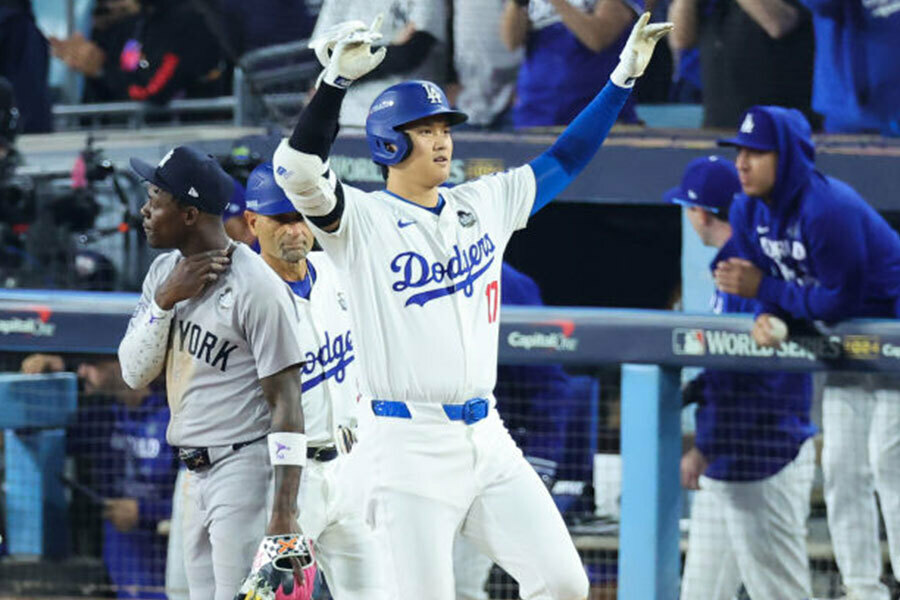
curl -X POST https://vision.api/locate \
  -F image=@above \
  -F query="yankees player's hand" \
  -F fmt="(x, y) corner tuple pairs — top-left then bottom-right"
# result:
(713, 257), (762, 298)
(154, 248), (231, 309)
(680, 447), (707, 490)
(264, 503), (306, 586)
(610, 12), (675, 87)
(103, 498), (139, 532)
(310, 14), (387, 88)
(752, 313), (785, 349)
(266, 506), (301, 538)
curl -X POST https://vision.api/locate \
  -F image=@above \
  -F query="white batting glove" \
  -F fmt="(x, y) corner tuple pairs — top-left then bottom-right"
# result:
(309, 20), (368, 67)
(610, 12), (675, 88)
(308, 15), (387, 89)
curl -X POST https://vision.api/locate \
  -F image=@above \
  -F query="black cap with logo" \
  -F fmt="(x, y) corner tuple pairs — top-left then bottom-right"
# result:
(130, 146), (233, 215)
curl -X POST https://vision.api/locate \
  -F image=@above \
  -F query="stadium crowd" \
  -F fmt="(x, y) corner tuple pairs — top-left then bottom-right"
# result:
(0, 0), (897, 135)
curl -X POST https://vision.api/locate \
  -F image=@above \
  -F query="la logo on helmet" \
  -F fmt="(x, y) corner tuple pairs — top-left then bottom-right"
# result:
(740, 113), (755, 134)
(423, 83), (442, 105)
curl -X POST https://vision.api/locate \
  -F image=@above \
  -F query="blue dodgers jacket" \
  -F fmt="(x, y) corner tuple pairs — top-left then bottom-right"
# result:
(688, 239), (815, 481)
(799, 0), (900, 133)
(68, 390), (175, 598)
(103, 390), (175, 599)
(728, 107), (900, 322)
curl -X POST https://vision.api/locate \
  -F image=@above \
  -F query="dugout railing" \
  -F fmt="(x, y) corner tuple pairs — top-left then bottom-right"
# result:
(0, 290), (898, 598)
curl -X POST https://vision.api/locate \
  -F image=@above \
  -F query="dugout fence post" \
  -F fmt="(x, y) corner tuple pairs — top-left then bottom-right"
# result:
(618, 364), (682, 600)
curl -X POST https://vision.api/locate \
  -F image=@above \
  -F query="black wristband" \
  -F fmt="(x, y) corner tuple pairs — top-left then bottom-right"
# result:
(513, 0), (529, 7)
(288, 84), (347, 161)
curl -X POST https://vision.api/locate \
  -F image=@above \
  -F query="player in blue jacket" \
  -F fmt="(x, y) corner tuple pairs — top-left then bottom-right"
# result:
(670, 156), (816, 599)
(714, 106), (900, 600)
(24, 353), (177, 599)
(100, 386), (175, 600)
(270, 13), (672, 600)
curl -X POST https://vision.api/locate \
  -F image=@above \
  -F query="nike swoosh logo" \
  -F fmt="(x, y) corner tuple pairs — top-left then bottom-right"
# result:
(756, 226), (769, 233)
(397, 219), (416, 228)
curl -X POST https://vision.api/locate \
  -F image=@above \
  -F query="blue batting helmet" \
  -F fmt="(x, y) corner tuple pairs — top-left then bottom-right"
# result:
(244, 162), (296, 216)
(366, 80), (467, 166)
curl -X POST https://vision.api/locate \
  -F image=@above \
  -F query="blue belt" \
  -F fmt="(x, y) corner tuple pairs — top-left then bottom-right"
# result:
(371, 397), (489, 425)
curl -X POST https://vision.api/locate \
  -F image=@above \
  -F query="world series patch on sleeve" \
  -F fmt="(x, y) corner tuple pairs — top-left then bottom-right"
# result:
(235, 534), (316, 600)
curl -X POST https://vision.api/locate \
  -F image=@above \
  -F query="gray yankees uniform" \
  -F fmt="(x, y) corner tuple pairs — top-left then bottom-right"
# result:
(123, 243), (307, 600)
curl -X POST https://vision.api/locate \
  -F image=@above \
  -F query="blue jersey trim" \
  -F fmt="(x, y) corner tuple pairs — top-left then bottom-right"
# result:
(286, 260), (317, 300)
(384, 190), (446, 215)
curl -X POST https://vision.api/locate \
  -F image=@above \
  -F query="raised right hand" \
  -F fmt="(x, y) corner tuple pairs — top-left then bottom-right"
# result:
(155, 248), (230, 310)
(310, 15), (387, 89)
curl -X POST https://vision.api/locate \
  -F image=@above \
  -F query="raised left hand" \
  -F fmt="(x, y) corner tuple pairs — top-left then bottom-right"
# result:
(610, 13), (675, 87)
(714, 257), (763, 298)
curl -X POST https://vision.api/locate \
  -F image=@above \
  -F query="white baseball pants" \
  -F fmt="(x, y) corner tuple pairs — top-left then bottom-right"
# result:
(182, 442), (271, 600)
(452, 534), (494, 600)
(360, 403), (588, 600)
(822, 377), (900, 600)
(680, 438), (815, 600)
(298, 450), (387, 599)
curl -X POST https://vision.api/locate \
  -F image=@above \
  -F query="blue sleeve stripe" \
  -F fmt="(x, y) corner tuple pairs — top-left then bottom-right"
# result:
(529, 82), (632, 215)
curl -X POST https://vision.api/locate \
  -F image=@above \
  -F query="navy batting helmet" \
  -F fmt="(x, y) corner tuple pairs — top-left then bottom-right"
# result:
(366, 80), (467, 166)
(245, 162), (296, 216)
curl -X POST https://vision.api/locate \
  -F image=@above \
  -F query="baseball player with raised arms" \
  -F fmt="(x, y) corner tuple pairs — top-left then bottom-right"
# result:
(235, 162), (386, 599)
(117, 146), (313, 600)
(271, 14), (673, 599)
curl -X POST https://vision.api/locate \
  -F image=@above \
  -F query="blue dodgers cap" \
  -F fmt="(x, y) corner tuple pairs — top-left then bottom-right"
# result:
(130, 146), (233, 215)
(222, 178), (246, 221)
(663, 155), (740, 213)
(717, 106), (778, 152)
(244, 162), (296, 216)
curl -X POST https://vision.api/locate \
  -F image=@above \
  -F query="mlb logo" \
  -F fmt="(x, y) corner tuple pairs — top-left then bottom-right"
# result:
(672, 329), (706, 356)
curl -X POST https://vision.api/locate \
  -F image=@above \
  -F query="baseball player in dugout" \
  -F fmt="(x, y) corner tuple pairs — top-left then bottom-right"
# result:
(118, 146), (314, 600)
(714, 106), (900, 600)
(272, 13), (672, 600)
(670, 157), (816, 600)
(238, 161), (387, 598)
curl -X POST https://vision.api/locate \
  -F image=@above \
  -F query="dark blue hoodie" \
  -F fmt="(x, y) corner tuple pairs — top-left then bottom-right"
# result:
(799, 0), (900, 134)
(689, 238), (815, 481)
(728, 106), (900, 322)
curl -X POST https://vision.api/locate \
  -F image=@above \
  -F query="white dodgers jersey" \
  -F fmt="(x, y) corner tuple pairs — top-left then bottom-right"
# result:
(289, 251), (359, 446)
(311, 165), (536, 404)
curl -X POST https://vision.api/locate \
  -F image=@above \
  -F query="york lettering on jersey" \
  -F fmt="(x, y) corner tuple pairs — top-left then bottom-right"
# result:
(176, 319), (238, 372)
(390, 233), (497, 307)
(301, 329), (355, 392)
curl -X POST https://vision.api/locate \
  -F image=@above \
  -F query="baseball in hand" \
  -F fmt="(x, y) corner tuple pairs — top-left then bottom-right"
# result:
(768, 316), (788, 342)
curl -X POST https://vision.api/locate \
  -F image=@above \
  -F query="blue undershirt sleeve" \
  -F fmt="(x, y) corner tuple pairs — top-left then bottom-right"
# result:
(528, 81), (632, 215)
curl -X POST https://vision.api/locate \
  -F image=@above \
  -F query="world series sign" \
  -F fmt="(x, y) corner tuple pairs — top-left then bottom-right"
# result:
(2, 290), (899, 371)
